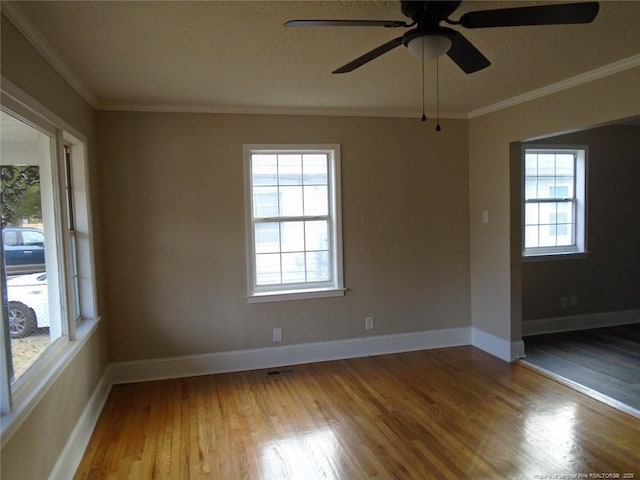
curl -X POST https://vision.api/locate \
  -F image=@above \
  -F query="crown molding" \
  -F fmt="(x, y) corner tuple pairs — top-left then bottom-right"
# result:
(467, 54), (640, 119)
(99, 102), (468, 120)
(1, 1), (100, 109)
(3, 0), (638, 121)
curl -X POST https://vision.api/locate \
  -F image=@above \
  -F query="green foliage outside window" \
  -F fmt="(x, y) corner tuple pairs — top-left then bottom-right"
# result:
(1, 165), (42, 226)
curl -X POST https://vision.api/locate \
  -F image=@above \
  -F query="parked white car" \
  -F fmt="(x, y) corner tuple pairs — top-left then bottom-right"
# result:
(6, 272), (49, 338)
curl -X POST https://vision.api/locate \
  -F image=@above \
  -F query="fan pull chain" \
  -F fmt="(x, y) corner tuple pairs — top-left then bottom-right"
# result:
(421, 39), (426, 122)
(436, 58), (442, 132)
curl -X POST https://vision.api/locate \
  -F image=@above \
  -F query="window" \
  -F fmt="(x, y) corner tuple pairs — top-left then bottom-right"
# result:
(244, 145), (344, 302)
(1, 85), (97, 429)
(523, 147), (587, 258)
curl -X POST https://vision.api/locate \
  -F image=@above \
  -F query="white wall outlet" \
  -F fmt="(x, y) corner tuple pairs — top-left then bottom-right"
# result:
(570, 295), (578, 307)
(365, 316), (374, 330)
(273, 328), (282, 343)
(560, 297), (568, 309)
(482, 209), (489, 224)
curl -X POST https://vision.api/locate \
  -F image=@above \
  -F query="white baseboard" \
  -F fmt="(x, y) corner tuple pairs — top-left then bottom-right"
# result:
(471, 327), (525, 362)
(522, 308), (640, 337)
(109, 327), (472, 384)
(48, 369), (113, 480)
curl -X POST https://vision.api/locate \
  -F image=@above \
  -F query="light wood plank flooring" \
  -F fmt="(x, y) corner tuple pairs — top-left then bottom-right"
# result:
(75, 346), (640, 479)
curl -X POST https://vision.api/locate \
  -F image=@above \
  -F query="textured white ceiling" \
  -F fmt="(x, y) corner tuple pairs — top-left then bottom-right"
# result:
(9, 0), (640, 117)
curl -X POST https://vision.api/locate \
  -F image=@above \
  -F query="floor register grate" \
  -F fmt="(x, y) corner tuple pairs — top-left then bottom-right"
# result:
(265, 367), (295, 377)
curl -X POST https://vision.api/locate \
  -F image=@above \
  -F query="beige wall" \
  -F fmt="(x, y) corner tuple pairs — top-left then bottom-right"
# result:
(522, 124), (640, 321)
(469, 67), (640, 343)
(97, 112), (470, 362)
(1, 13), (107, 480)
(0, 323), (107, 480)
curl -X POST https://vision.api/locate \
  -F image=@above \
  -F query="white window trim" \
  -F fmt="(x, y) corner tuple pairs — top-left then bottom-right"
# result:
(0, 77), (99, 441)
(522, 145), (588, 261)
(243, 144), (344, 303)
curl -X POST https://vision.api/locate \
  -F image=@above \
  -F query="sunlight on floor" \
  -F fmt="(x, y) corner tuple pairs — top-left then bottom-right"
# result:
(524, 403), (582, 474)
(261, 427), (340, 479)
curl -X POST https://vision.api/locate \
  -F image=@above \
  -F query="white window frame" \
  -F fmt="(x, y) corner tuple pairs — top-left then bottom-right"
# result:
(0, 79), (98, 442)
(522, 146), (587, 260)
(244, 144), (344, 303)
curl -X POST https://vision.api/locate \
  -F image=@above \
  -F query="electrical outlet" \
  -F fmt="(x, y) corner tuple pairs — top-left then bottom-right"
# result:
(570, 295), (578, 307)
(273, 328), (282, 343)
(365, 316), (374, 330)
(560, 297), (568, 309)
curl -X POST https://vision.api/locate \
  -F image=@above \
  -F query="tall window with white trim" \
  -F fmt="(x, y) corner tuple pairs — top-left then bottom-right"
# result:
(1, 93), (96, 421)
(523, 147), (586, 257)
(244, 145), (343, 302)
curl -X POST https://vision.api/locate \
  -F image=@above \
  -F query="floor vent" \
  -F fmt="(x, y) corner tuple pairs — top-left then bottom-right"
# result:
(265, 367), (295, 377)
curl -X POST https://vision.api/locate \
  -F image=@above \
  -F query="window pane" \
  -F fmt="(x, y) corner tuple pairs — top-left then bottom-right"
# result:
(537, 154), (555, 175)
(256, 253), (281, 285)
(525, 178), (538, 200)
(525, 203), (539, 226)
(3, 231), (18, 246)
(540, 226), (557, 247)
(554, 177), (574, 197)
(279, 186), (303, 216)
(303, 154), (328, 185)
(22, 230), (44, 245)
(524, 225), (539, 248)
(255, 223), (280, 254)
(252, 154), (278, 186)
(556, 154), (574, 175)
(253, 187), (279, 217)
(278, 154), (302, 186)
(303, 185), (328, 216)
(525, 154), (538, 176)
(281, 221), (304, 252)
(305, 220), (328, 251)
(282, 252), (305, 283)
(556, 201), (573, 223)
(549, 185), (569, 199)
(306, 251), (330, 281)
(537, 177), (556, 199)
(539, 203), (557, 226)
(556, 224), (573, 246)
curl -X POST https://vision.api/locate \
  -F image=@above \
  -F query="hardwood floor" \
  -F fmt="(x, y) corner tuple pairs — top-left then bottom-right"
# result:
(523, 323), (640, 412)
(75, 346), (640, 479)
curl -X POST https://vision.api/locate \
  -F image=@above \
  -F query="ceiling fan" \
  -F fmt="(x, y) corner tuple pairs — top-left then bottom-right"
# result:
(285, 1), (600, 75)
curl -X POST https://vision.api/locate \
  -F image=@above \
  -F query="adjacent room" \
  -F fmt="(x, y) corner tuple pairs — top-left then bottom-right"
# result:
(1, 1), (639, 479)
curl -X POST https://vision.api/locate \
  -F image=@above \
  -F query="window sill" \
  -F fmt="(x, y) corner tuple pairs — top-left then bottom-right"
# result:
(1, 317), (101, 447)
(247, 287), (346, 303)
(522, 251), (589, 263)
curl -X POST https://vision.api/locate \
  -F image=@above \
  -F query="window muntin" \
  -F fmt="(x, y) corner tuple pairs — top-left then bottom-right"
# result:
(245, 145), (343, 301)
(523, 148), (586, 257)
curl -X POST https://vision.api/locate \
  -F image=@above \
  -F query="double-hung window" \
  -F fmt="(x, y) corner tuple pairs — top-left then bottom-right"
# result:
(523, 147), (587, 258)
(1, 84), (97, 429)
(244, 145), (344, 302)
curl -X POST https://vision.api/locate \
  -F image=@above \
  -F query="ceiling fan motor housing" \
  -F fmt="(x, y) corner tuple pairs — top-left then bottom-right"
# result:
(400, 0), (463, 26)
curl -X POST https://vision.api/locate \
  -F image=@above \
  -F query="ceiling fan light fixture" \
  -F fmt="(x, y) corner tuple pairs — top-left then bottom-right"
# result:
(406, 34), (452, 61)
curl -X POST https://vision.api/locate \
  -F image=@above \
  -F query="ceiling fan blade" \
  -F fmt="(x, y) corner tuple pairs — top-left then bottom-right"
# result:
(459, 2), (599, 29)
(285, 19), (408, 28)
(446, 31), (490, 74)
(332, 36), (404, 74)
